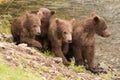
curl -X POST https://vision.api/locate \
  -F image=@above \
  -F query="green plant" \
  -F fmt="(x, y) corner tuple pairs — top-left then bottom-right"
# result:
(20, 56), (26, 63)
(0, 62), (42, 80)
(0, 14), (12, 34)
(0, 52), (3, 58)
(43, 50), (55, 58)
(56, 73), (66, 80)
(0, 0), (10, 4)
(100, 71), (112, 80)
(38, 65), (49, 73)
(69, 61), (86, 72)
(75, 77), (81, 80)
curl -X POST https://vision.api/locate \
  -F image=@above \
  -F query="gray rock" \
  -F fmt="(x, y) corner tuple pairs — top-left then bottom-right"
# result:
(5, 55), (12, 61)
(18, 43), (28, 47)
(52, 57), (62, 63)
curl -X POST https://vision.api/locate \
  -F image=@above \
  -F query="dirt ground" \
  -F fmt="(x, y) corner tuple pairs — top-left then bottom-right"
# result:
(0, 33), (106, 80)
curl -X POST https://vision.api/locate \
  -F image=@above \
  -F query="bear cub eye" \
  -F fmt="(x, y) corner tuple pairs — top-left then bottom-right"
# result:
(103, 26), (107, 30)
(63, 31), (67, 34)
(33, 25), (37, 28)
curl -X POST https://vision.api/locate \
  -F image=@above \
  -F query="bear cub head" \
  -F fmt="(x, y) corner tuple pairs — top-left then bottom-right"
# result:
(25, 13), (42, 36)
(55, 18), (75, 43)
(91, 13), (110, 37)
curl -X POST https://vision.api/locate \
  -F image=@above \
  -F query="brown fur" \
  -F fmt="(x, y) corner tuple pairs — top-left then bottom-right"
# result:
(67, 13), (110, 73)
(48, 18), (75, 65)
(11, 13), (42, 48)
(36, 8), (55, 49)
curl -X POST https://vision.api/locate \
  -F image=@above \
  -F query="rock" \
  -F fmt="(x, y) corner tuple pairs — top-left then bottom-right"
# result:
(0, 35), (3, 41)
(52, 57), (62, 63)
(112, 77), (120, 80)
(18, 43), (28, 47)
(5, 55), (12, 61)
(0, 33), (12, 42)
(28, 60), (39, 68)
(97, 62), (109, 72)
(42, 77), (46, 80)
(0, 42), (6, 49)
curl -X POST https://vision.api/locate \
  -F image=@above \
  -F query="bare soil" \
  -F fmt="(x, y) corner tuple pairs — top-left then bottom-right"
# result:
(0, 33), (104, 80)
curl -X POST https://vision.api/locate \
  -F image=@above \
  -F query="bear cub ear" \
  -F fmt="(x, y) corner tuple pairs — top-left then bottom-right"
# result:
(51, 11), (55, 15)
(26, 13), (30, 17)
(55, 18), (60, 24)
(70, 19), (76, 26)
(91, 12), (99, 23)
(37, 11), (44, 19)
(93, 16), (99, 23)
(91, 12), (96, 17)
(26, 13), (31, 19)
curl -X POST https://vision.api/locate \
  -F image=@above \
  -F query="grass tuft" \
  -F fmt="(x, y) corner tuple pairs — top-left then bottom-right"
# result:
(56, 73), (66, 80)
(69, 61), (86, 72)
(38, 65), (49, 73)
(100, 71), (112, 80)
(43, 50), (55, 58)
(0, 14), (12, 34)
(0, 62), (42, 80)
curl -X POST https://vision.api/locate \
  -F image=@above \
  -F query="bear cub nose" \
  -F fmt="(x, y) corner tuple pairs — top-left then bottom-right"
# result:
(37, 32), (41, 35)
(68, 40), (72, 43)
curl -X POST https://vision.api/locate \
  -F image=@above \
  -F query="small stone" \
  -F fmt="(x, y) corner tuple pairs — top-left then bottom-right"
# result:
(0, 43), (6, 49)
(42, 77), (46, 80)
(6, 56), (12, 61)
(52, 57), (62, 63)
(18, 43), (28, 47)
(98, 62), (108, 71)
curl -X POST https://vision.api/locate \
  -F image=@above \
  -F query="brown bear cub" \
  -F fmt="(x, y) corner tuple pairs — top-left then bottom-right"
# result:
(67, 13), (110, 73)
(36, 8), (55, 49)
(11, 13), (42, 49)
(48, 18), (75, 65)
